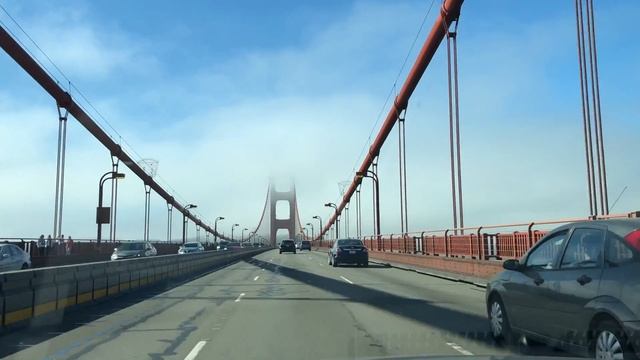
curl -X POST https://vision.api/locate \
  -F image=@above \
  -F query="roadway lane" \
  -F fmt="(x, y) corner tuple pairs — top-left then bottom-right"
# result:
(2, 249), (565, 359)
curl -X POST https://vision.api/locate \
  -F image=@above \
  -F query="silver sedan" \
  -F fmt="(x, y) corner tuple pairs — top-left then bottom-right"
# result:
(0, 244), (31, 272)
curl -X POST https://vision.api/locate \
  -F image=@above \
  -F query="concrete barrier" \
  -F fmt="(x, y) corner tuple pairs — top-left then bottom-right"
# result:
(0, 248), (268, 328)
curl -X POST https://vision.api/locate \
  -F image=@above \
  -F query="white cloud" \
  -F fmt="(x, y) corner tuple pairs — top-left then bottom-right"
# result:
(0, 1), (637, 242)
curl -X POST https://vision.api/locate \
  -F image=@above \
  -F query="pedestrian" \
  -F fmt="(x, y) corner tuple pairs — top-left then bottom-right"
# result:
(46, 234), (52, 256)
(65, 236), (73, 255)
(55, 236), (62, 255)
(37, 234), (46, 256)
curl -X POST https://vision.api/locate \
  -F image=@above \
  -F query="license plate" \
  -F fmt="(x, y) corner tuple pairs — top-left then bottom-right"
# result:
(349, 250), (356, 254)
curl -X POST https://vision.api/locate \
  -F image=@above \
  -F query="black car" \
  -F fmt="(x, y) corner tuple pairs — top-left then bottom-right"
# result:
(328, 239), (368, 267)
(279, 239), (296, 254)
(299, 240), (311, 251)
(486, 218), (640, 360)
(111, 242), (157, 260)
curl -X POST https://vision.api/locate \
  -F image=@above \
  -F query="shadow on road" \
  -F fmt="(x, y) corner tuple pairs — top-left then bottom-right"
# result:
(247, 257), (571, 357)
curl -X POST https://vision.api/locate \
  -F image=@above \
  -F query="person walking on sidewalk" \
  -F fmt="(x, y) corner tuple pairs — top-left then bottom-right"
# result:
(37, 234), (46, 256)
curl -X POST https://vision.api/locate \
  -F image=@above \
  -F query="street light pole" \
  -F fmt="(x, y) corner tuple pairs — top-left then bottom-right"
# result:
(182, 204), (197, 244)
(324, 203), (339, 240)
(97, 171), (125, 245)
(231, 223), (239, 242)
(214, 216), (224, 244)
(357, 171), (380, 238)
(306, 222), (314, 241)
(242, 228), (248, 243)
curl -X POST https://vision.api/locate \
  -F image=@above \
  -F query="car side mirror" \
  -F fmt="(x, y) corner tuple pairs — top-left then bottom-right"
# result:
(503, 259), (523, 271)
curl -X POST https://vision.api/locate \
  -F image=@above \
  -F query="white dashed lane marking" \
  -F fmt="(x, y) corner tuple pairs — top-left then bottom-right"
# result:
(339, 276), (353, 284)
(446, 342), (473, 356)
(185, 340), (207, 360)
(234, 293), (246, 303)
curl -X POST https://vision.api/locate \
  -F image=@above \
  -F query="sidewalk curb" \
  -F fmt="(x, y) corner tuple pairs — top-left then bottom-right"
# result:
(368, 259), (487, 289)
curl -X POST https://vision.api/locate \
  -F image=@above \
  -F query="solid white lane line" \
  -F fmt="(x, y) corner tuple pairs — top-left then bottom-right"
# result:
(340, 276), (353, 284)
(253, 276), (260, 281)
(446, 342), (473, 356)
(185, 341), (207, 360)
(234, 293), (246, 302)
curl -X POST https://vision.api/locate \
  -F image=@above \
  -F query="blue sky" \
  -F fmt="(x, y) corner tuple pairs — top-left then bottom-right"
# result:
(0, 0), (638, 240)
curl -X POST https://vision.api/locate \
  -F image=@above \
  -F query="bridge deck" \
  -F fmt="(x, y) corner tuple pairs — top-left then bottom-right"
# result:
(0, 250), (568, 359)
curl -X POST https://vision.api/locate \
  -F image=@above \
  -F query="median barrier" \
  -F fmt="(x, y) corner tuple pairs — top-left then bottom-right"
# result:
(0, 248), (269, 328)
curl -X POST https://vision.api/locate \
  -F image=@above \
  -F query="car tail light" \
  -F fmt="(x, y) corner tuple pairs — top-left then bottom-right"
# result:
(624, 229), (640, 251)
(362, 247), (368, 253)
(337, 247), (342, 253)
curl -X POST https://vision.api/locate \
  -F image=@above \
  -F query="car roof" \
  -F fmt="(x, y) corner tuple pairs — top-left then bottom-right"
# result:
(547, 218), (640, 238)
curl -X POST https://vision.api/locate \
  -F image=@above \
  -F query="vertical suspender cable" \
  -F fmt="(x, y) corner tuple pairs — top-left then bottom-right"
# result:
(585, 0), (608, 215)
(452, 24), (464, 232)
(575, 0), (596, 216)
(446, 23), (459, 234)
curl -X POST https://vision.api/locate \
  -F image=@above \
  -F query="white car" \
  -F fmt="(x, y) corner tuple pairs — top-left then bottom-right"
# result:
(178, 242), (205, 254)
(0, 244), (31, 272)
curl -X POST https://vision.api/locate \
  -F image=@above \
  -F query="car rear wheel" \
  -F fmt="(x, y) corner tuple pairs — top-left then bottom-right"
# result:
(594, 320), (634, 360)
(21, 263), (29, 269)
(332, 257), (338, 267)
(489, 296), (512, 344)
(328, 255), (332, 265)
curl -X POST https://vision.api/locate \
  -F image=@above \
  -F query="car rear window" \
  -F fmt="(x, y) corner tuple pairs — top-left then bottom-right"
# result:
(282, 240), (294, 244)
(119, 243), (145, 250)
(337, 239), (363, 246)
(185, 243), (199, 248)
(302, 241), (310, 245)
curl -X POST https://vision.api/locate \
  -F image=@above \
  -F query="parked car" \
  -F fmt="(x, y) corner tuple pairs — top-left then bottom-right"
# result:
(279, 239), (296, 254)
(111, 242), (157, 260)
(328, 239), (368, 267)
(299, 240), (311, 251)
(178, 242), (205, 254)
(0, 244), (31, 272)
(486, 218), (640, 360)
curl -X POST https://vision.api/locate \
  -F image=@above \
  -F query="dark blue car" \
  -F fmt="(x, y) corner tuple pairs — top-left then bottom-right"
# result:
(328, 239), (368, 267)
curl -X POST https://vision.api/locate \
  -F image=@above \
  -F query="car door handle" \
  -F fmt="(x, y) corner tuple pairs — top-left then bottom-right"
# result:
(534, 277), (544, 286)
(577, 274), (592, 286)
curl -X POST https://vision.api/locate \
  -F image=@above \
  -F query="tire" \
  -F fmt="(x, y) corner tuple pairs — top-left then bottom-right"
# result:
(332, 257), (338, 267)
(279, 250), (282, 254)
(21, 263), (29, 270)
(328, 255), (332, 265)
(488, 295), (513, 345)
(593, 319), (636, 360)
(361, 262), (368, 268)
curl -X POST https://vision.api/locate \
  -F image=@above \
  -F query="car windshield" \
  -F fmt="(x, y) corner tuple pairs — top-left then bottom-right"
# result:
(2, 1), (638, 359)
(118, 243), (145, 251)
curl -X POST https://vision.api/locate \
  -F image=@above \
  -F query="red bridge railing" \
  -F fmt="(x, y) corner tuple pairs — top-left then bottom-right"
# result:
(313, 211), (638, 261)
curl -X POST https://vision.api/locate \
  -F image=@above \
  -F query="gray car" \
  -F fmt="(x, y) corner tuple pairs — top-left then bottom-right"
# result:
(110, 242), (157, 260)
(486, 218), (640, 360)
(0, 244), (31, 272)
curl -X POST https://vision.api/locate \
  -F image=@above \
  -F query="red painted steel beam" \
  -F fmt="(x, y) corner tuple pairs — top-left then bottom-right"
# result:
(0, 26), (221, 237)
(319, 0), (464, 239)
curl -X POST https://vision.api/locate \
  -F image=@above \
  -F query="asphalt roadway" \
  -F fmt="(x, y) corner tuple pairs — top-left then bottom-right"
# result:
(1, 249), (570, 360)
